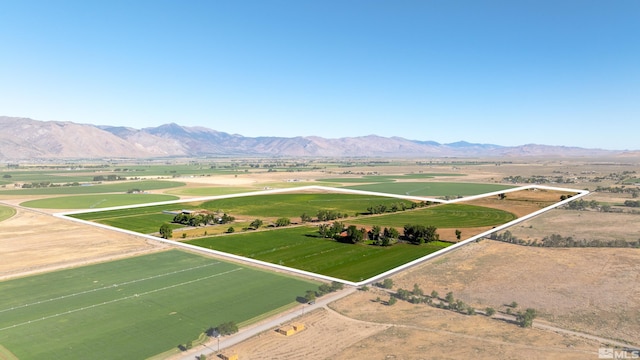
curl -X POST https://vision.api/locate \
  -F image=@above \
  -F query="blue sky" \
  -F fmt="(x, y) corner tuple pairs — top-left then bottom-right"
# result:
(1, 1), (638, 150)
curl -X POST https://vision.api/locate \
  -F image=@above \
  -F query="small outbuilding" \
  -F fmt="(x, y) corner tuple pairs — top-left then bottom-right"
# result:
(219, 350), (238, 360)
(276, 322), (304, 336)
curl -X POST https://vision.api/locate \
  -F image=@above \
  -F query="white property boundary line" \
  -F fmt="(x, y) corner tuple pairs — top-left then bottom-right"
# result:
(56, 184), (589, 287)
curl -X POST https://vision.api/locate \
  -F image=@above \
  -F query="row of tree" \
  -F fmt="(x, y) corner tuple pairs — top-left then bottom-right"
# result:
(317, 222), (438, 245)
(304, 281), (344, 303)
(378, 283), (537, 328)
(92, 174), (125, 181)
(366, 201), (431, 215)
(596, 185), (640, 198)
(491, 231), (640, 248)
(173, 212), (235, 227)
(624, 200), (640, 207)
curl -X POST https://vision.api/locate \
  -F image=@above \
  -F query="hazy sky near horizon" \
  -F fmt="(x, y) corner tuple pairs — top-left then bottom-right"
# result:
(1, 1), (638, 150)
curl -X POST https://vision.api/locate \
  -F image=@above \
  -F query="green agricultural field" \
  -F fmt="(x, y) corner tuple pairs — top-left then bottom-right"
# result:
(166, 186), (256, 196)
(20, 193), (179, 209)
(186, 227), (451, 281)
(0, 180), (185, 195)
(0, 250), (317, 360)
(198, 193), (416, 218)
(0, 205), (16, 222)
(320, 173), (463, 183)
(344, 182), (513, 197)
(70, 204), (186, 234)
(70, 193), (416, 234)
(0, 171), (97, 184)
(350, 203), (517, 228)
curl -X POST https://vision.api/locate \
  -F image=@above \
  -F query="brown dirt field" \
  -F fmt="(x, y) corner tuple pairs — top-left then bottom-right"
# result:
(0, 207), (164, 280)
(507, 207), (640, 242)
(393, 240), (640, 346)
(225, 307), (390, 360)
(330, 289), (601, 360)
(463, 188), (575, 217)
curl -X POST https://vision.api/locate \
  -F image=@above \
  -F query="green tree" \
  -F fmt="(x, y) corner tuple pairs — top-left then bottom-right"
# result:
(369, 225), (381, 243)
(318, 283), (332, 295)
(330, 281), (344, 291)
(159, 223), (172, 239)
(215, 321), (239, 336)
(381, 278), (394, 289)
(250, 219), (263, 229)
(275, 217), (291, 227)
(485, 307), (496, 317)
(510, 301), (518, 309)
(384, 227), (400, 239)
(412, 283), (423, 296)
(466, 306), (475, 315)
(300, 212), (312, 223)
(305, 290), (316, 303)
(517, 308), (537, 328)
(227, 226), (235, 233)
(445, 291), (454, 304)
(388, 296), (397, 306)
(345, 225), (365, 243)
(430, 290), (439, 299)
(455, 229), (462, 240)
(329, 221), (344, 239)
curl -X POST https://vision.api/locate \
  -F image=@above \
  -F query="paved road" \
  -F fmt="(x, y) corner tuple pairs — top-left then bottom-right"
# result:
(176, 286), (358, 360)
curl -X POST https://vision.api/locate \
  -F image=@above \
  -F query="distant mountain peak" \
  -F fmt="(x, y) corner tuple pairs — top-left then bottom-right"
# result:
(0, 116), (629, 160)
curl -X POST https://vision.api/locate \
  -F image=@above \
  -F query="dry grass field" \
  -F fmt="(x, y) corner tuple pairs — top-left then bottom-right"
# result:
(394, 240), (640, 346)
(228, 287), (603, 360)
(0, 207), (164, 280)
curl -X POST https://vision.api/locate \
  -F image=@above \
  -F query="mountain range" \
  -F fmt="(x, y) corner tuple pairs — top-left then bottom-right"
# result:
(0, 116), (634, 160)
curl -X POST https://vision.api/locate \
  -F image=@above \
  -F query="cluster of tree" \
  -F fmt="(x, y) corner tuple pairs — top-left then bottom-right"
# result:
(173, 212), (235, 227)
(304, 281), (344, 303)
(490, 231), (640, 248)
(368, 225), (400, 246)
(209, 321), (239, 336)
(126, 188), (143, 193)
(403, 224), (439, 244)
(92, 175), (125, 181)
(562, 198), (621, 212)
(317, 221), (347, 239)
(178, 320), (238, 353)
(563, 198), (598, 210)
(20, 181), (81, 188)
(502, 175), (578, 184)
(317, 222), (367, 244)
(516, 308), (537, 328)
(366, 201), (428, 215)
(20, 181), (52, 188)
(624, 200), (640, 207)
(386, 287), (537, 328)
(274, 217), (291, 227)
(317, 222), (438, 246)
(315, 209), (347, 221)
(596, 185), (640, 198)
(375, 278), (394, 289)
(249, 219), (263, 229)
